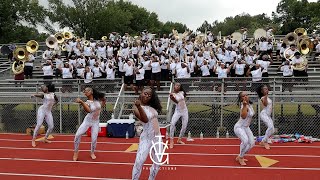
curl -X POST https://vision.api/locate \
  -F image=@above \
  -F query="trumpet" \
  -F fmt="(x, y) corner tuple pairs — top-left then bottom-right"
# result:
(26, 40), (39, 53)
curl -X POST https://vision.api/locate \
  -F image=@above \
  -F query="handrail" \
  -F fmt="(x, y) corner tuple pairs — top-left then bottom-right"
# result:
(113, 83), (125, 118)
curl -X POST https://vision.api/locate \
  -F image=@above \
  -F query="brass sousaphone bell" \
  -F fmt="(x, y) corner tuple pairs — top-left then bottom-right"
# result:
(294, 28), (307, 37)
(55, 32), (65, 44)
(299, 38), (311, 55)
(12, 47), (28, 75)
(46, 36), (58, 49)
(283, 32), (298, 45)
(101, 36), (108, 41)
(63, 31), (73, 40)
(26, 40), (39, 53)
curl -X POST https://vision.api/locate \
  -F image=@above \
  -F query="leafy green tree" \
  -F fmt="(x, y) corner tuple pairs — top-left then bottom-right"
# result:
(272, 0), (320, 34)
(0, 0), (48, 43)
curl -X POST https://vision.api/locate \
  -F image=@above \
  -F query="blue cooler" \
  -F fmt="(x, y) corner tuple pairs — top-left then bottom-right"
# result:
(107, 119), (135, 138)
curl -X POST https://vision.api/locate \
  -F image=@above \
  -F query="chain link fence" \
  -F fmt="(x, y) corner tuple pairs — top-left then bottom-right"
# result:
(172, 77), (320, 138)
(0, 79), (121, 134)
(0, 77), (319, 139)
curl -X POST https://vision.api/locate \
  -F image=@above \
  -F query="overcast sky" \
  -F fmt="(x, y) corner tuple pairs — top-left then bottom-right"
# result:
(38, 0), (317, 32)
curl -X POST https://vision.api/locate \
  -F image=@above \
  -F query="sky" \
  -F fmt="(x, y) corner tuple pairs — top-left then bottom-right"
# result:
(38, 0), (318, 32)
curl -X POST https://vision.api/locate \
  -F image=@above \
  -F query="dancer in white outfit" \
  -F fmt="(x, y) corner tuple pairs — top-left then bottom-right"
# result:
(31, 84), (58, 147)
(73, 87), (106, 161)
(234, 92), (255, 166)
(169, 82), (188, 148)
(256, 85), (274, 149)
(132, 87), (162, 180)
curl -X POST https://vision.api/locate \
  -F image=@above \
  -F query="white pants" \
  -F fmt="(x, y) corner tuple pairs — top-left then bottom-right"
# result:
(33, 108), (54, 139)
(234, 125), (255, 157)
(74, 119), (99, 153)
(170, 110), (188, 139)
(260, 112), (274, 143)
(132, 137), (162, 180)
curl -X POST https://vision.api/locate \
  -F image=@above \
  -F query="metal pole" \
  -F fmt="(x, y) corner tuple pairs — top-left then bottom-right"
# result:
(77, 81), (81, 126)
(220, 78), (224, 128)
(272, 78), (276, 127)
(258, 97), (261, 136)
(59, 95), (62, 133)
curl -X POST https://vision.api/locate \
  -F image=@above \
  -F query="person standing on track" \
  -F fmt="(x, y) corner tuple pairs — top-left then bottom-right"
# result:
(169, 82), (189, 148)
(73, 87), (106, 161)
(256, 84), (274, 149)
(132, 87), (163, 180)
(31, 84), (58, 147)
(234, 91), (255, 166)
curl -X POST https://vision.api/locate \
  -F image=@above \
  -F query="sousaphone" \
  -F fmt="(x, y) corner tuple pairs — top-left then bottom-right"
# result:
(283, 32), (298, 45)
(63, 31), (73, 40)
(231, 32), (242, 43)
(46, 36), (58, 49)
(55, 32), (65, 44)
(294, 28), (307, 37)
(253, 28), (267, 40)
(26, 40), (39, 53)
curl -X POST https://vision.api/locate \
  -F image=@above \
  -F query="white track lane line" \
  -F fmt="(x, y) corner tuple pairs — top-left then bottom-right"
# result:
(0, 157), (320, 171)
(0, 146), (319, 158)
(0, 138), (319, 148)
(0, 172), (129, 180)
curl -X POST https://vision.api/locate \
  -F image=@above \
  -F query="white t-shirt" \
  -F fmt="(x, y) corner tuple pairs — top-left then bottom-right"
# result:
(281, 65), (293, 77)
(151, 62), (161, 73)
(136, 68), (145, 80)
(251, 67), (262, 82)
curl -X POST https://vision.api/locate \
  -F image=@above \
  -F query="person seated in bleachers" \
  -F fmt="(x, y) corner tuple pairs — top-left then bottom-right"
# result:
(81, 66), (93, 90)
(54, 55), (63, 79)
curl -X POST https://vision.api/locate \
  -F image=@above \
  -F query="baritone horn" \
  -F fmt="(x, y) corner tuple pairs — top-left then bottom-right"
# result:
(46, 36), (58, 49)
(26, 40), (39, 53)
(55, 32), (65, 44)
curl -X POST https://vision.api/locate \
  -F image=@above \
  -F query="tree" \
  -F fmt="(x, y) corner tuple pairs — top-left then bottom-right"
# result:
(160, 21), (189, 36)
(47, 0), (187, 39)
(0, 0), (48, 43)
(197, 21), (213, 33)
(272, 0), (320, 34)
(205, 13), (273, 37)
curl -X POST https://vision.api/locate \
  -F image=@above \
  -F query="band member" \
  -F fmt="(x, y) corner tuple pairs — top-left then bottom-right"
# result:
(31, 84), (58, 147)
(169, 83), (188, 148)
(234, 92), (255, 166)
(256, 85), (274, 149)
(73, 87), (106, 161)
(132, 87), (162, 180)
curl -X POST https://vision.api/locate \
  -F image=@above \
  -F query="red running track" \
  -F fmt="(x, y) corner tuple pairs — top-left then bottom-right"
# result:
(0, 133), (319, 180)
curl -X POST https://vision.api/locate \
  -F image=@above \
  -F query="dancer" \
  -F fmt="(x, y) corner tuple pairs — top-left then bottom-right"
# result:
(256, 85), (274, 149)
(234, 92), (255, 166)
(31, 84), (58, 147)
(169, 82), (188, 148)
(73, 87), (106, 161)
(132, 87), (162, 180)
